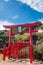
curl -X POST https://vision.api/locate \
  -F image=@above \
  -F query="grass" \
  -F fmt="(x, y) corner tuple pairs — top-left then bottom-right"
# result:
(0, 54), (3, 59)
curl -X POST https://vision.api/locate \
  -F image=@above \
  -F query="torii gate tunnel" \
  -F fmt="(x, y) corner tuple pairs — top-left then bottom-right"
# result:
(3, 22), (40, 63)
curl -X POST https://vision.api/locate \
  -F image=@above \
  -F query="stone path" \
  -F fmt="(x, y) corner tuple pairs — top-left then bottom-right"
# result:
(0, 59), (43, 65)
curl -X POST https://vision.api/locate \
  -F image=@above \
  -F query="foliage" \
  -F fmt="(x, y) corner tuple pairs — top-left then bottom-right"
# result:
(0, 30), (9, 48)
(0, 54), (3, 59)
(34, 49), (42, 60)
(38, 34), (43, 42)
(12, 34), (29, 43)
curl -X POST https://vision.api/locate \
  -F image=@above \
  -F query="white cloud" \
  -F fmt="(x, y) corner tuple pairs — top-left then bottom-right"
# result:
(12, 15), (18, 19)
(38, 18), (43, 23)
(17, 0), (43, 13)
(0, 20), (14, 30)
(4, 0), (10, 2)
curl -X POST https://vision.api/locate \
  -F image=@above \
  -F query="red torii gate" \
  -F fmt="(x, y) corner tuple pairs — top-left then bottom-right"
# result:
(3, 22), (40, 63)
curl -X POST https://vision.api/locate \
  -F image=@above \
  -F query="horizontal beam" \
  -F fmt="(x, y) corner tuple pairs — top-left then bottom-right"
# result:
(3, 21), (40, 29)
(4, 30), (38, 35)
(4, 31), (18, 35)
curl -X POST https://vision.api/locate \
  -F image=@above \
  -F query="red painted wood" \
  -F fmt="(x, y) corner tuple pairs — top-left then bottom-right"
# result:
(8, 28), (12, 59)
(3, 42), (29, 60)
(29, 27), (34, 63)
(4, 30), (38, 35)
(3, 45), (7, 61)
(3, 22), (40, 28)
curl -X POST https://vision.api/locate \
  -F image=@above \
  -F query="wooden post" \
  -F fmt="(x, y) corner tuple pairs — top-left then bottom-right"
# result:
(29, 27), (34, 63)
(3, 45), (6, 61)
(8, 28), (12, 59)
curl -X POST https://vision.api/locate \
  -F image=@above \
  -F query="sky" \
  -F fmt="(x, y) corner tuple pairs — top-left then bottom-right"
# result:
(0, 0), (43, 30)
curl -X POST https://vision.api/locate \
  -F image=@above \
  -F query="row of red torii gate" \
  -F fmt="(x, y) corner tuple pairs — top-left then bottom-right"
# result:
(1, 21), (41, 63)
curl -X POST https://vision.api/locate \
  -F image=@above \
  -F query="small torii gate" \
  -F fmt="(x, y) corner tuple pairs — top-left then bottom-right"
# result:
(3, 22), (40, 63)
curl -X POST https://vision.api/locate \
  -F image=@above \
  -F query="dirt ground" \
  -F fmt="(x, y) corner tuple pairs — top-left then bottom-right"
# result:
(0, 59), (43, 65)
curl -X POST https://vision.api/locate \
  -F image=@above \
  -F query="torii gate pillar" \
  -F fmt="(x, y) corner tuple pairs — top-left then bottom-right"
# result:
(29, 27), (34, 63)
(8, 28), (12, 59)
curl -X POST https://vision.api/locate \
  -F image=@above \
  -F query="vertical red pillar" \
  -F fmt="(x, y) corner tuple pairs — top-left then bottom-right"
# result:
(3, 45), (6, 61)
(29, 27), (34, 63)
(8, 28), (12, 59)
